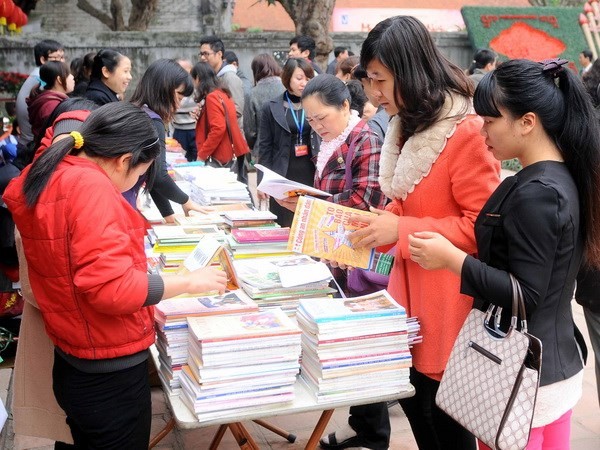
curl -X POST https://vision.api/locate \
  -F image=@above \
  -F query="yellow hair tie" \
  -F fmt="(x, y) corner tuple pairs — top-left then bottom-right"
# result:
(70, 131), (84, 149)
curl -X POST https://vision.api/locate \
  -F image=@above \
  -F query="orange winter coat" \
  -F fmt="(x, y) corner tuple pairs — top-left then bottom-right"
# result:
(384, 115), (500, 380)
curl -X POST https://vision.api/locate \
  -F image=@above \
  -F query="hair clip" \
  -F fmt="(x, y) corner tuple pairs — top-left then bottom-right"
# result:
(36, 76), (47, 88)
(540, 58), (569, 78)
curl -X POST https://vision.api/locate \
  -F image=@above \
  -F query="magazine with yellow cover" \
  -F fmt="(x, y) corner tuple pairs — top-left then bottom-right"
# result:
(288, 196), (375, 269)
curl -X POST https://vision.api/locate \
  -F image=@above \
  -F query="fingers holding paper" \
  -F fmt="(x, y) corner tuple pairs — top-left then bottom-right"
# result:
(188, 266), (228, 294)
(275, 196), (299, 212)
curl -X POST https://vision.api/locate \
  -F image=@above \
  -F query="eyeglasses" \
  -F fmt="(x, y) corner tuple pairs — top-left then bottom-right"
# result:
(198, 51), (215, 58)
(46, 52), (65, 62)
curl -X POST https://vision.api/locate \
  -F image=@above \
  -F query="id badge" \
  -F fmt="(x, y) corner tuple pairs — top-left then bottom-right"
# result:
(295, 144), (308, 157)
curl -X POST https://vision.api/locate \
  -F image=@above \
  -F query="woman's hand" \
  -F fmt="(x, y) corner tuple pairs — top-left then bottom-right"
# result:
(163, 214), (176, 224)
(275, 196), (299, 212)
(257, 190), (269, 201)
(182, 199), (214, 216)
(408, 231), (467, 275)
(349, 207), (399, 249)
(320, 258), (355, 271)
(186, 267), (228, 294)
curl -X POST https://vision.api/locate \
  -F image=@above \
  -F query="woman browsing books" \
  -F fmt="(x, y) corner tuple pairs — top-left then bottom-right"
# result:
(320, 16), (500, 450)
(3, 102), (227, 449)
(408, 58), (600, 449)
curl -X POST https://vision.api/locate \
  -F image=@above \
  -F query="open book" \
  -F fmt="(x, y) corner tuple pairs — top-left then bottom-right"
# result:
(255, 164), (330, 200)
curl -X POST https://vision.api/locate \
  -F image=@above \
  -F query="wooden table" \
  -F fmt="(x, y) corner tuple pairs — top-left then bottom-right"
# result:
(149, 346), (415, 449)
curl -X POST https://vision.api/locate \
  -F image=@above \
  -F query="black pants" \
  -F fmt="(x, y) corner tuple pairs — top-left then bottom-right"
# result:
(400, 367), (476, 450)
(52, 352), (152, 450)
(348, 402), (390, 449)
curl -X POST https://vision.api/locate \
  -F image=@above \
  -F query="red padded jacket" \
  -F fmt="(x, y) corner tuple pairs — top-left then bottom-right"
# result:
(3, 155), (154, 359)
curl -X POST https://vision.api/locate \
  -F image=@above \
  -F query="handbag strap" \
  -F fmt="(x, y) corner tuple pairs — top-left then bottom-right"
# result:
(219, 96), (235, 155)
(343, 133), (364, 189)
(509, 273), (528, 333)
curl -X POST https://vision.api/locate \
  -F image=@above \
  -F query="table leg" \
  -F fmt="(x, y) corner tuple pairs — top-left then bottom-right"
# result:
(228, 422), (260, 450)
(304, 409), (334, 450)
(209, 424), (229, 449)
(149, 417), (175, 448)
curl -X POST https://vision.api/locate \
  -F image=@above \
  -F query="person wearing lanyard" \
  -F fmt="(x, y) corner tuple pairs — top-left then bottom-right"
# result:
(256, 58), (317, 227)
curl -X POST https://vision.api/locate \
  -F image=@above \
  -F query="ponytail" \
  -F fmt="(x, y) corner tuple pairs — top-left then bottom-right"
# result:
(23, 135), (77, 207)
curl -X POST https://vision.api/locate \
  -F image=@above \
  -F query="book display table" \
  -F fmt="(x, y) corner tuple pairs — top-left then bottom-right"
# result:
(149, 346), (415, 449)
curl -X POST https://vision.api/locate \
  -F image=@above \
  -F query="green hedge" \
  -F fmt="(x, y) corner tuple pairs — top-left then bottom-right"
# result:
(462, 6), (587, 68)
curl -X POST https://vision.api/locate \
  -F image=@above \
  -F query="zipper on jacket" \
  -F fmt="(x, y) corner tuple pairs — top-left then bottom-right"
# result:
(468, 341), (502, 365)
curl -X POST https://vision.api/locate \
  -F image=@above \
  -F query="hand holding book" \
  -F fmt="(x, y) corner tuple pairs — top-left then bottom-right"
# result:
(348, 207), (400, 250)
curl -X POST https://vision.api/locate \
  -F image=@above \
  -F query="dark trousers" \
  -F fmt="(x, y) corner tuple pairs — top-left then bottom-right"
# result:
(348, 402), (390, 449)
(173, 128), (197, 162)
(400, 367), (476, 450)
(52, 352), (152, 450)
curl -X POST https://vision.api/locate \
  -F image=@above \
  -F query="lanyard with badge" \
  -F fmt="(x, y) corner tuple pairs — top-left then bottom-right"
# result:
(286, 93), (308, 157)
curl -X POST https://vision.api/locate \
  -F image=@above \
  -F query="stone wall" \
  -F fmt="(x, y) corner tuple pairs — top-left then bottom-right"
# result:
(0, 31), (472, 98)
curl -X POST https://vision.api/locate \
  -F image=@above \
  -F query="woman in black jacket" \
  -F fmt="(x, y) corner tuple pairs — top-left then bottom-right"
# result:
(85, 48), (132, 106)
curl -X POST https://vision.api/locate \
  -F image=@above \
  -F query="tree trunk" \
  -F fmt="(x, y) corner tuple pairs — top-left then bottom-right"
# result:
(129, 0), (159, 31)
(277, 0), (336, 71)
(76, 0), (158, 31)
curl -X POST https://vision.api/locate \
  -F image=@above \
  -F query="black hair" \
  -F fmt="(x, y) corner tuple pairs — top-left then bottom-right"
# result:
(200, 36), (225, 55)
(251, 53), (282, 84)
(337, 55), (360, 78)
(34, 39), (63, 66)
(130, 59), (194, 122)
(38, 61), (71, 91)
(582, 49), (593, 61)
(334, 46), (347, 58)
(281, 58), (314, 92)
(190, 61), (229, 102)
(90, 48), (127, 80)
(583, 58), (600, 107)
(301, 74), (351, 110)
(23, 102), (160, 207)
(71, 52), (96, 85)
(290, 35), (316, 59)
(223, 50), (238, 65)
(468, 48), (497, 75)
(360, 15), (473, 138)
(352, 65), (368, 81)
(345, 79), (368, 117)
(474, 58), (600, 266)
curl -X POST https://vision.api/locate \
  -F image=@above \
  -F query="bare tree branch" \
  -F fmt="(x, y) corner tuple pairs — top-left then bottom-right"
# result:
(129, 0), (159, 31)
(110, 0), (126, 31)
(76, 0), (116, 30)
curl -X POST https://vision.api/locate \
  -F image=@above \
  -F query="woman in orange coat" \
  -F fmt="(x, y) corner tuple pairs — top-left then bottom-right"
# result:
(321, 16), (500, 450)
(191, 62), (249, 170)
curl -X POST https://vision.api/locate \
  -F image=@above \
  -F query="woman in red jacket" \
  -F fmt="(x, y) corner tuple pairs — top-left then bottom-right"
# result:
(191, 62), (249, 169)
(3, 102), (227, 449)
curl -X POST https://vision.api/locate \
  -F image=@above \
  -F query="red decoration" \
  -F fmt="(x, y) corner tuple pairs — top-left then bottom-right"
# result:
(481, 14), (559, 29)
(490, 22), (567, 60)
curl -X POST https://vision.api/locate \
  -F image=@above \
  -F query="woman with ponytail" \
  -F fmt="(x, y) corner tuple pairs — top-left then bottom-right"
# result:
(3, 102), (226, 449)
(409, 58), (600, 449)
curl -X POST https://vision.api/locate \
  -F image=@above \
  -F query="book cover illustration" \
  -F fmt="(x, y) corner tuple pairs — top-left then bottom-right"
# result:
(288, 196), (375, 269)
(187, 308), (301, 342)
(155, 290), (258, 319)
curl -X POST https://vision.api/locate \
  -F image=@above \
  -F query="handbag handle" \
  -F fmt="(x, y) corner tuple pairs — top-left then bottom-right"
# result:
(484, 274), (528, 337)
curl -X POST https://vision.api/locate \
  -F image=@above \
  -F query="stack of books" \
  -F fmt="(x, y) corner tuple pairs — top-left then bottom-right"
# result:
(223, 210), (277, 228)
(226, 227), (292, 259)
(154, 290), (258, 394)
(150, 225), (226, 272)
(296, 291), (415, 403)
(181, 308), (302, 420)
(172, 166), (252, 206)
(232, 255), (335, 313)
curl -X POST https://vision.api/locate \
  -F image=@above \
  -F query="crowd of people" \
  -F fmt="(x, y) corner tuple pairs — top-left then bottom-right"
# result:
(0, 15), (599, 450)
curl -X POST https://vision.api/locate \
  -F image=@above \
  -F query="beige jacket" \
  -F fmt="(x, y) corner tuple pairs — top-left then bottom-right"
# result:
(11, 230), (73, 444)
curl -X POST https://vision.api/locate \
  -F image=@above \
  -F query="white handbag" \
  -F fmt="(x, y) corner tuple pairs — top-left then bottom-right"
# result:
(435, 274), (542, 450)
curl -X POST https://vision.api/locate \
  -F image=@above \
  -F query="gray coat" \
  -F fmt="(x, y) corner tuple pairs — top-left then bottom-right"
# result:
(243, 76), (285, 158)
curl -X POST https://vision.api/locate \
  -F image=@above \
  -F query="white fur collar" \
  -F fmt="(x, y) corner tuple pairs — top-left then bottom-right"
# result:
(379, 94), (472, 200)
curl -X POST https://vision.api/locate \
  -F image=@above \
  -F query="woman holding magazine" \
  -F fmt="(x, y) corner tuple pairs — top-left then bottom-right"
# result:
(319, 16), (500, 450)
